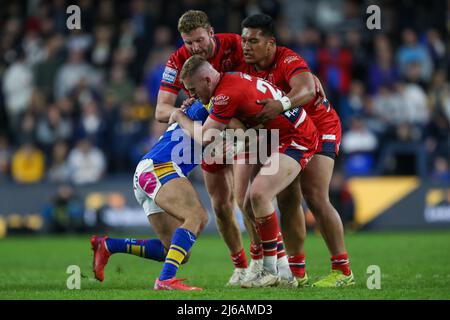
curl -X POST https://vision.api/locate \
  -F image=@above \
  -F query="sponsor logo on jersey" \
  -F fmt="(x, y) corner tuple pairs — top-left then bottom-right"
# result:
(213, 94), (230, 106)
(162, 66), (178, 84)
(284, 55), (300, 64)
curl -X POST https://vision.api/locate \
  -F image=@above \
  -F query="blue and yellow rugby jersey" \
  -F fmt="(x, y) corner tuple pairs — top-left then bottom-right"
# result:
(141, 100), (211, 175)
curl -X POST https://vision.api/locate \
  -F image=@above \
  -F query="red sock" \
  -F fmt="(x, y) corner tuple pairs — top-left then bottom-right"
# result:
(230, 248), (248, 268)
(288, 253), (306, 278)
(250, 242), (263, 260)
(331, 252), (351, 276)
(255, 211), (279, 258)
(276, 232), (286, 259)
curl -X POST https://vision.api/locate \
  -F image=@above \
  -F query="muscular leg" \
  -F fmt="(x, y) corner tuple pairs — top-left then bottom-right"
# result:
(276, 175), (306, 256)
(153, 177), (208, 287)
(148, 212), (191, 263)
(250, 153), (301, 277)
(155, 177), (209, 236)
(233, 163), (260, 245)
(204, 166), (244, 254)
(300, 154), (346, 255)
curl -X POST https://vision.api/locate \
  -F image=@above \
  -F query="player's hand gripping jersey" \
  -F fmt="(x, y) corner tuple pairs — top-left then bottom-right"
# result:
(238, 46), (341, 157)
(160, 34), (244, 95)
(209, 72), (318, 168)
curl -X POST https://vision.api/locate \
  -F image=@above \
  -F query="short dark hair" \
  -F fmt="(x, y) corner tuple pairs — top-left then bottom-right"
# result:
(241, 14), (275, 38)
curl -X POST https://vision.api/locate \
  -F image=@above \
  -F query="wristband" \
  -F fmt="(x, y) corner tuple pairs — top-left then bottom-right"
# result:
(279, 96), (292, 111)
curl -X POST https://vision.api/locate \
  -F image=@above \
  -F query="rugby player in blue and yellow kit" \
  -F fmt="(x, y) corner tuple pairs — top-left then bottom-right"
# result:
(91, 101), (211, 291)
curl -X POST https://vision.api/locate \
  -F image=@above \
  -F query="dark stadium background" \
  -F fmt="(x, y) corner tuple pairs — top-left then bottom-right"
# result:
(0, 0), (449, 236)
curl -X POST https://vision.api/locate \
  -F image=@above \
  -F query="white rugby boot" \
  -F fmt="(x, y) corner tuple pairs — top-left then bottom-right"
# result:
(225, 268), (247, 287)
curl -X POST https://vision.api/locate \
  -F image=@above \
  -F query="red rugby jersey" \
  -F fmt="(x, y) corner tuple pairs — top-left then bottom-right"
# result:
(237, 46), (339, 130)
(160, 33), (244, 94)
(209, 72), (317, 151)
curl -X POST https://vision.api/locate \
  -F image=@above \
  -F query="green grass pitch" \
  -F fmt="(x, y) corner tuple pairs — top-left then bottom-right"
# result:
(1, 230), (449, 299)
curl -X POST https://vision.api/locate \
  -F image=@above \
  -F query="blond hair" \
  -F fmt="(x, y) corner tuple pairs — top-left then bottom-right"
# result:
(180, 55), (207, 81)
(178, 10), (211, 34)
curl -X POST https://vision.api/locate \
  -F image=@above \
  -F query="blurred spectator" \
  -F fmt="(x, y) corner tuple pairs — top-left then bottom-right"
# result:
(0, 135), (12, 181)
(396, 81), (429, 126)
(368, 34), (399, 94)
(131, 120), (168, 165)
(33, 34), (64, 101)
(96, 0), (116, 25)
(110, 103), (145, 171)
(431, 157), (450, 184)
(143, 25), (174, 104)
(22, 27), (45, 67)
(397, 29), (433, 83)
(339, 80), (365, 127)
(36, 105), (73, 154)
(292, 27), (320, 73)
(130, 86), (153, 122)
(67, 138), (106, 185)
(2, 49), (34, 131)
(90, 24), (114, 71)
(42, 184), (85, 233)
(144, 45), (174, 105)
(54, 49), (98, 100)
(28, 89), (48, 116)
(105, 65), (134, 106)
(11, 142), (45, 184)
(426, 29), (446, 70)
(47, 140), (70, 183)
(49, 0), (69, 33)
(428, 70), (450, 122)
(372, 85), (403, 126)
(342, 117), (378, 176)
(378, 123), (426, 176)
(361, 95), (388, 138)
(16, 112), (37, 146)
(66, 29), (93, 53)
(318, 33), (352, 113)
(342, 117), (378, 154)
(74, 99), (106, 146)
(424, 111), (450, 167)
(345, 29), (367, 80)
(129, 0), (153, 39)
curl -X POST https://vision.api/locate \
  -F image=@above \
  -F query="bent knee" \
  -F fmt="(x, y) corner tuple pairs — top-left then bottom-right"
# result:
(212, 200), (234, 219)
(302, 185), (328, 205)
(249, 186), (267, 209)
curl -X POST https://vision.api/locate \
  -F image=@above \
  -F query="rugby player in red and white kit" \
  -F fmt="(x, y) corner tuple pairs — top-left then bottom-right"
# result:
(155, 10), (260, 286)
(237, 14), (354, 287)
(170, 55), (319, 287)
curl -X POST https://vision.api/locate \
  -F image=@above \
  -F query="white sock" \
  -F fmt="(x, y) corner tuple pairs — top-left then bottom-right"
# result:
(249, 258), (263, 270)
(277, 256), (293, 279)
(263, 255), (277, 274)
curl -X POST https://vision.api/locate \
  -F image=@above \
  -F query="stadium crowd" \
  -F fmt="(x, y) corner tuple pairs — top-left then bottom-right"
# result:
(0, 0), (449, 187)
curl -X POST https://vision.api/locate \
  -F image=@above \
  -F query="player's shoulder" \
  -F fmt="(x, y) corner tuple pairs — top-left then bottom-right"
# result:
(220, 72), (247, 86)
(167, 45), (191, 67)
(216, 33), (241, 47)
(216, 33), (241, 41)
(277, 46), (305, 65)
(213, 74), (241, 102)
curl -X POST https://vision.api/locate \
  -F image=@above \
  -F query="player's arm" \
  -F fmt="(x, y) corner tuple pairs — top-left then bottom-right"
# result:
(169, 109), (226, 146)
(155, 90), (178, 123)
(255, 72), (316, 123)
